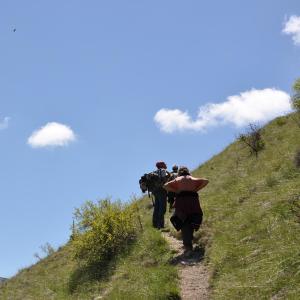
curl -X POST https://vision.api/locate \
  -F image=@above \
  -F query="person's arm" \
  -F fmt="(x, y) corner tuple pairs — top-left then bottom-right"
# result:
(196, 178), (209, 190)
(163, 179), (178, 193)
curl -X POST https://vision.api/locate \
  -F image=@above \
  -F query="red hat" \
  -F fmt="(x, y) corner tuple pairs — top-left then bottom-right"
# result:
(156, 161), (167, 169)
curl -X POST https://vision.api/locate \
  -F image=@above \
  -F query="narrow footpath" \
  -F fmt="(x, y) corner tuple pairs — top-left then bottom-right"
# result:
(163, 233), (210, 300)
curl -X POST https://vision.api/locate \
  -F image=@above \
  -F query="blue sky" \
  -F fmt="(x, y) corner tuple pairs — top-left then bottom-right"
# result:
(0, 0), (299, 278)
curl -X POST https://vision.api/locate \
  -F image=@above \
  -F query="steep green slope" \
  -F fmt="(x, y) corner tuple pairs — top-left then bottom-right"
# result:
(1, 112), (299, 300)
(193, 113), (300, 299)
(0, 199), (179, 300)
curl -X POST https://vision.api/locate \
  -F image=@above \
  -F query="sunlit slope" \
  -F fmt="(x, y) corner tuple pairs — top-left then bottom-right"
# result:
(0, 199), (179, 300)
(1, 113), (299, 300)
(0, 245), (77, 299)
(193, 113), (300, 299)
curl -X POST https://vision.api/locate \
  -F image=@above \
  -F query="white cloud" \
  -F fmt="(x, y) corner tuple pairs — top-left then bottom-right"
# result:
(0, 117), (10, 130)
(28, 122), (76, 148)
(154, 88), (291, 133)
(154, 109), (196, 133)
(282, 15), (300, 45)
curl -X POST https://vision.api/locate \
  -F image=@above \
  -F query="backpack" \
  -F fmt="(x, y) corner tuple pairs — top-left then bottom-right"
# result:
(155, 169), (168, 183)
(139, 169), (170, 193)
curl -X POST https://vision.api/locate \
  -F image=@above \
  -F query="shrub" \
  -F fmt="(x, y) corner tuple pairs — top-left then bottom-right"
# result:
(72, 199), (140, 267)
(292, 94), (300, 111)
(292, 79), (300, 111)
(33, 242), (55, 261)
(239, 123), (265, 157)
(275, 117), (287, 126)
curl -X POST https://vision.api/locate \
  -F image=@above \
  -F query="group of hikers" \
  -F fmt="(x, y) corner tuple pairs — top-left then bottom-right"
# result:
(139, 161), (209, 256)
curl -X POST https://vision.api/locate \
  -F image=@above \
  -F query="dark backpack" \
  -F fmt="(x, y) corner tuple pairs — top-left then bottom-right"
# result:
(139, 170), (170, 193)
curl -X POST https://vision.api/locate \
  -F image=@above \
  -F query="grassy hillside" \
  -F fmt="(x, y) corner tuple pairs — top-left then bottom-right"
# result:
(0, 199), (179, 300)
(1, 112), (299, 299)
(192, 113), (300, 299)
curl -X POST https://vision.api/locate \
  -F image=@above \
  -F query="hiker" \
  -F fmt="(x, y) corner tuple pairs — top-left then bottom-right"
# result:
(163, 166), (209, 255)
(167, 165), (179, 211)
(152, 161), (170, 229)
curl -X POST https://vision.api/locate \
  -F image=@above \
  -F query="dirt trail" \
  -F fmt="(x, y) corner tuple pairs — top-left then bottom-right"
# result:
(163, 233), (210, 300)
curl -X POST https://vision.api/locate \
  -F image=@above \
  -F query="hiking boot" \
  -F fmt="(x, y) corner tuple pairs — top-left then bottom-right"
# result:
(183, 249), (194, 258)
(183, 245), (193, 251)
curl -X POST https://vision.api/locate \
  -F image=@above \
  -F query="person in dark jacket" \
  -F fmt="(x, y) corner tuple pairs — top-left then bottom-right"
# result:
(163, 166), (209, 255)
(167, 165), (179, 211)
(152, 161), (170, 229)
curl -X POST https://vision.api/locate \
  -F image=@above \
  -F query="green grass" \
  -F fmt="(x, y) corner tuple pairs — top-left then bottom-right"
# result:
(0, 199), (179, 300)
(1, 112), (299, 299)
(0, 242), (117, 299)
(0, 244), (77, 299)
(192, 113), (300, 299)
(104, 210), (179, 299)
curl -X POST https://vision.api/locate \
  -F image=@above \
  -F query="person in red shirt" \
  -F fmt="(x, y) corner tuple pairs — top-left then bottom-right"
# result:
(164, 166), (209, 255)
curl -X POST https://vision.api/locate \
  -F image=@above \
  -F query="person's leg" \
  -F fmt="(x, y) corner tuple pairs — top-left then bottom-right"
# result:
(167, 192), (175, 211)
(156, 192), (167, 229)
(152, 197), (159, 228)
(181, 223), (194, 251)
(159, 196), (167, 228)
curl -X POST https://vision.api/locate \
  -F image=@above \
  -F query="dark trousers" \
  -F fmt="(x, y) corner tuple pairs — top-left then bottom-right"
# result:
(181, 223), (194, 249)
(167, 192), (176, 208)
(152, 191), (167, 229)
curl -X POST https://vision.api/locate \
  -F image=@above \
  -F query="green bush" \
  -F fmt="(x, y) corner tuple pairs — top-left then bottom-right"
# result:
(72, 199), (140, 267)
(292, 94), (300, 111)
(239, 123), (265, 157)
(292, 79), (300, 111)
(275, 116), (287, 126)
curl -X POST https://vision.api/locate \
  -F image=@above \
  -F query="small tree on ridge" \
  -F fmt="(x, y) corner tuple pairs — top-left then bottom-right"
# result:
(292, 78), (300, 111)
(239, 123), (265, 158)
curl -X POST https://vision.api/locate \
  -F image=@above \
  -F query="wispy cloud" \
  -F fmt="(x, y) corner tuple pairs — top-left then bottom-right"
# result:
(0, 117), (10, 130)
(282, 15), (300, 45)
(154, 88), (291, 133)
(28, 122), (76, 148)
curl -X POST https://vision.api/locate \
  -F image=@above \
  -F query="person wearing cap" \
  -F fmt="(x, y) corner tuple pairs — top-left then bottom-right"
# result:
(163, 166), (209, 255)
(152, 161), (170, 229)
